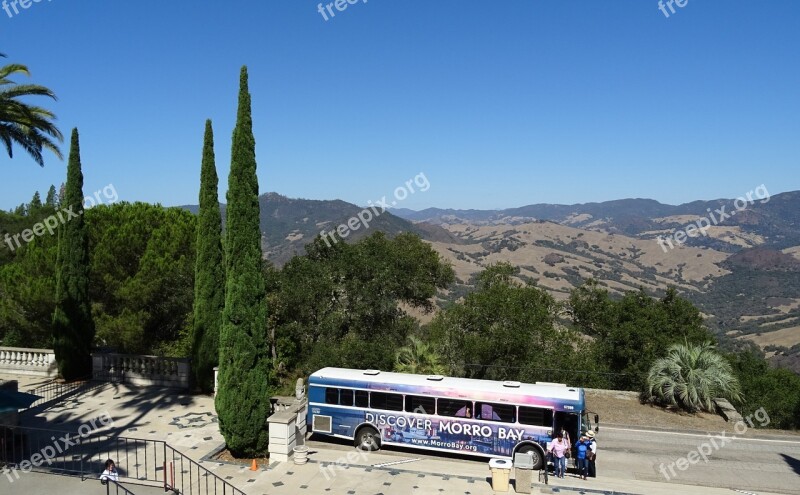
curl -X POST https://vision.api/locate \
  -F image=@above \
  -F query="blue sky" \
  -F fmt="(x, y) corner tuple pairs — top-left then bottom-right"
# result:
(1, 0), (798, 210)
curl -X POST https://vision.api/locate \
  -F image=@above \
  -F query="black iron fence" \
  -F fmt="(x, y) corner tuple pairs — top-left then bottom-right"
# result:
(0, 424), (245, 495)
(25, 375), (109, 411)
(164, 443), (246, 495)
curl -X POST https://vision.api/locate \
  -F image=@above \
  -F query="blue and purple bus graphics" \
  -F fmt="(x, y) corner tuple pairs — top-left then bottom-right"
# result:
(307, 368), (597, 468)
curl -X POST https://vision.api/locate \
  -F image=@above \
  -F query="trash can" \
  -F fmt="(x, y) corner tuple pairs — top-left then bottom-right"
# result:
(489, 458), (512, 492)
(513, 452), (534, 494)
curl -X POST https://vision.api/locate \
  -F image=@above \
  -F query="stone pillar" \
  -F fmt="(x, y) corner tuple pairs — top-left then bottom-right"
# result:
(176, 360), (190, 389)
(267, 411), (298, 463)
(92, 354), (104, 378)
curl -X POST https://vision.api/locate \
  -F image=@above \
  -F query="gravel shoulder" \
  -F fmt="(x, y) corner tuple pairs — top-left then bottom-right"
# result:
(585, 389), (800, 436)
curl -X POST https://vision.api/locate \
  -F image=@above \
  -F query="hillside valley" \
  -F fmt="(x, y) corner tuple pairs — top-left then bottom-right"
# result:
(184, 191), (800, 373)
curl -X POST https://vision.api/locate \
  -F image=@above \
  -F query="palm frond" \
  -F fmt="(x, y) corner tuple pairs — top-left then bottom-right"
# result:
(0, 57), (62, 166)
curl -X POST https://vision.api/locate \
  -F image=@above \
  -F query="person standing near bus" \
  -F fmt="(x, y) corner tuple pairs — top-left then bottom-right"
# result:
(548, 431), (569, 479)
(586, 430), (597, 478)
(558, 426), (571, 447)
(575, 435), (592, 480)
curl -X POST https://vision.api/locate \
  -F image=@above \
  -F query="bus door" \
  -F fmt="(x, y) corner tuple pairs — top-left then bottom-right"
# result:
(553, 411), (580, 445)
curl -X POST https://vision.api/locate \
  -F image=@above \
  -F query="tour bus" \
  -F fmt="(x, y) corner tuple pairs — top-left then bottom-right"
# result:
(307, 368), (598, 469)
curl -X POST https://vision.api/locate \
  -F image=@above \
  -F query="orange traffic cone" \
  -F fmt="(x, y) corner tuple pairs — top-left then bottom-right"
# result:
(250, 459), (258, 471)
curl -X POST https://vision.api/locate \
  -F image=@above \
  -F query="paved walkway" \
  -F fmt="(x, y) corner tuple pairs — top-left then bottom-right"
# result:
(5, 471), (164, 495)
(1, 373), (793, 495)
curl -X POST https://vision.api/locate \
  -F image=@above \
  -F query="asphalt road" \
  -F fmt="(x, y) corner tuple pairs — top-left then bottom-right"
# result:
(598, 423), (800, 494)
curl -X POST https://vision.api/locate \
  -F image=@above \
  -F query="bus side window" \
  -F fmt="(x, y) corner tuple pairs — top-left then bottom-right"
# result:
(405, 395), (436, 415)
(476, 402), (515, 423)
(325, 388), (339, 405)
(371, 392), (404, 411)
(355, 390), (369, 407)
(438, 398), (473, 418)
(340, 389), (354, 406)
(518, 406), (554, 427)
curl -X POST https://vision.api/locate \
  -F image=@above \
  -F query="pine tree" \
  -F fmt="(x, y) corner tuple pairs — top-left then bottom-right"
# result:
(29, 191), (42, 211)
(215, 67), (271, 456)
(45, 185), (57, 207)
(192, 120), (225, 392)
(52, 129), (94, 380)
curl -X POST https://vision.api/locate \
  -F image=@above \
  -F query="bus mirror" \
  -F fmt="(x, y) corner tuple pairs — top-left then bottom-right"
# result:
(594, 414), (599, 425)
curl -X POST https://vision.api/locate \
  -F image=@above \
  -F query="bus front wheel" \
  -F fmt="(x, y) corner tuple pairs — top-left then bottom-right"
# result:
(516, 444), (545, 470)
(355, 426), (381, 451)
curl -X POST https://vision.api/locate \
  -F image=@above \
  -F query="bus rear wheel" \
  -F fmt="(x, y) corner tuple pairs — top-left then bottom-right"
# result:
(516, 444), (545, 470)
(355, 426), (381, 451)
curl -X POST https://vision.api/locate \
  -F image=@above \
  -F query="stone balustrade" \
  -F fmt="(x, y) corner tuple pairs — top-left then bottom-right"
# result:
(0, 347), (58, 377)
(92, 353), (190, 390)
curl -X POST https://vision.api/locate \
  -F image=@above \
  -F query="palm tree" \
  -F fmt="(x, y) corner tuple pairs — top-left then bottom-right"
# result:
(646, 341), (742, 413)
(394, 335), (447, 375)
(0, 53), (63, 166)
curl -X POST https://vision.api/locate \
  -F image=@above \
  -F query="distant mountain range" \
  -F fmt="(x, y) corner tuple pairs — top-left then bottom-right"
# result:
(181, 192), (460, 265)
(182, 190), (800, 373)
(393, 190), (800, 252)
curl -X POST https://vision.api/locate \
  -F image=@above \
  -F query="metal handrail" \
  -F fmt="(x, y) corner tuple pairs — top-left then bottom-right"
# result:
(165, 443), (247, 495)
(103, 478), (139, 495)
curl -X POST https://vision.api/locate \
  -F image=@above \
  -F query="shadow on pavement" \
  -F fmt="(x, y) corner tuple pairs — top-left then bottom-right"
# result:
(780, 453), (800, 477)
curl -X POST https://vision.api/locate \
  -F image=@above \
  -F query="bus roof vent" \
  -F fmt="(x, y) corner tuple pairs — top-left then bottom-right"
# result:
(502, 381), (521, 388)
(426, 375), (444, 381)
(363, 369), (381, 376)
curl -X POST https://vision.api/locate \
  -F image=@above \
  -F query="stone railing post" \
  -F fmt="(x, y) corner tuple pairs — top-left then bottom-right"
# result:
(268, 411), (298, 463)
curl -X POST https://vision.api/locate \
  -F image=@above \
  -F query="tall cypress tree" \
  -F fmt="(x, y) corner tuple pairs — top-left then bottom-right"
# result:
(52, 128), (95, 380)
(192, 120), (225, 392)
(215, 67), (271, 456)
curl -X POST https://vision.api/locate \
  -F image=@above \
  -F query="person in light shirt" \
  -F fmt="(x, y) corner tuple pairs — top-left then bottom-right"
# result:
(586, 430), (597, 478)
(100, 459), (119, 484)
(547, 431), (569, 479)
